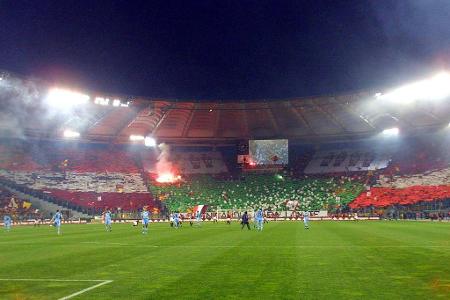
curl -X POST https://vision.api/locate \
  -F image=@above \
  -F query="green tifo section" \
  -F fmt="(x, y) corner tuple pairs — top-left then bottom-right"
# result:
(1, 222), (449, 299)
(149, 174), (365, 211)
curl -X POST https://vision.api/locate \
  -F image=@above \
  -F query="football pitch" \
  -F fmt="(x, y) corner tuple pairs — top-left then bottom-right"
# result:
(0, 221), (449, 299)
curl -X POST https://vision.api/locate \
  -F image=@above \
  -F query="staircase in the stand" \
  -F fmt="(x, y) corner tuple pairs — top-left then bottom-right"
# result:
(0, 182), (91, 219)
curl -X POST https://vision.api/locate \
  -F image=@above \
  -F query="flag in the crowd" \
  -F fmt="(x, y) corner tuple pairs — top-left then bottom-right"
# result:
(192, 205), (208, 214)
(9, 197), (18, 208)
(22, 201), (32, 209)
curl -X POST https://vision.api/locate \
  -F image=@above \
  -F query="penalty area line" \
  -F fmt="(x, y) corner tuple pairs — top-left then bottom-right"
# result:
(0, 279), (113, 300)
(58, 280), (113, 300)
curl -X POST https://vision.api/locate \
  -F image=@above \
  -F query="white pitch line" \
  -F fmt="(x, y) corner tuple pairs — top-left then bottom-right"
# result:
(82, 241), (130, 246)
(0, 279), (113, 300)
(58, 280), (113, 300)
(79, 242), (450, 248)
(0, 279), (107, 282)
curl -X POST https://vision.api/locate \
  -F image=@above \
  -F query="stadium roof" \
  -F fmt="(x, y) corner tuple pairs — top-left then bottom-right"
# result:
(1, 71), (449, 145)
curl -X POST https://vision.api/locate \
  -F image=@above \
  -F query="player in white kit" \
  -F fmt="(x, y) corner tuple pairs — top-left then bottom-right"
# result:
(303, 211), (310, 229)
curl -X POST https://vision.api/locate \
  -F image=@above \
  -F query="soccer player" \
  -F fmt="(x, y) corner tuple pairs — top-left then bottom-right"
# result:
(226, 212), (231, 225)
(51, 210), (63, 235)
(255, 208), (264, 231)
(173, 212), (180, 229)
(189, 213), (194, 226)
(195, 210), (201, 226)
(169, 213), (174, 227)
(104, 209), (112, 232)
(241, 211), (250, 230)
(141, 207), (150, 234)
(303, 211), (310, 229)
(3, 214), (12, 232)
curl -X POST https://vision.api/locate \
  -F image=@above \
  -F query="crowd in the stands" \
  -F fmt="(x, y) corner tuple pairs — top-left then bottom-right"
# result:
(0, 143), (156, 214)
(150, 174), (364, 212)
(0, 136), (449, 217)
(0, 187), (38, 220)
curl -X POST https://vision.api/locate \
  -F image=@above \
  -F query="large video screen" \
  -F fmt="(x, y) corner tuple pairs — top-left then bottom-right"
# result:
(249, 139), (288, 165)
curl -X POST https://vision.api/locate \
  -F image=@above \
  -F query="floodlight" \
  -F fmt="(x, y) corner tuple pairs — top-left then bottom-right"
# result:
(112, 99), (121, 107)
(144, 136), (156, 147)
(94, 97), (110, 106)
(63, 129), (80, 138)
(46, 88), (89, 109)
(382, 127), (399, 135)
(378, 72), (450, 104)
(130, 135), (145, 141)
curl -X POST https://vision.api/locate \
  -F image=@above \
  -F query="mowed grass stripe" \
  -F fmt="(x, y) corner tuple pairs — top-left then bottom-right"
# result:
(1, 221), (449, 299)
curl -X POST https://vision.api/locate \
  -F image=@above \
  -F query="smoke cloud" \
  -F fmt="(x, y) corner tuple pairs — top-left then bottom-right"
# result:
(0, 76), (41, 139)
(155, 143), (173, 175)
(369, 0), (450, 67)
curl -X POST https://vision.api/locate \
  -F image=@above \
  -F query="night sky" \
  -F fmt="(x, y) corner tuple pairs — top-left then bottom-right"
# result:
(1, 0), (449, 100)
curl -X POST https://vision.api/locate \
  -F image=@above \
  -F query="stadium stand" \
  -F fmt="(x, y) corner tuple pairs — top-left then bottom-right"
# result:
(0, 142), (159, 214)
(1, 134), (449, 217)
(349, 138), (450, 209)
(150, 174), (365, 212)
(0, 186), (38, 220)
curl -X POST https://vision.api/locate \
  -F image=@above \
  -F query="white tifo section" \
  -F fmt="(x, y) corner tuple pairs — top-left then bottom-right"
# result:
(0, 279), (113, 300)
(377, 167), (450, 188)
(0, 170), (147, 193)
(304, 148), (391, 174)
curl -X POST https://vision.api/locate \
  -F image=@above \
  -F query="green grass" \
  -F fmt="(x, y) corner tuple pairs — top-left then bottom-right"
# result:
(1, 221), (449, 299)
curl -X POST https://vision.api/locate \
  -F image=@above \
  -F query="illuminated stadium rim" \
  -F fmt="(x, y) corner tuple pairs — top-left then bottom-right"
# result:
(3, 68), (449, 111)
(0, 68), (377, 109)
(2, 69), (449, 144)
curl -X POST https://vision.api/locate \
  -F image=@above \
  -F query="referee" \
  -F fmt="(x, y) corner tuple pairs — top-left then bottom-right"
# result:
(241, 211), (251, 230)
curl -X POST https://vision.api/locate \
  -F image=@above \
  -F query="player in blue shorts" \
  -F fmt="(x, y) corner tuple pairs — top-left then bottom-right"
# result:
(255, 208), (264, 231)
(51, 210), (63, 235)
(104, 209), (112, 232)
(303, 211), (310, 229)
(3, 214), (12, 232)
(141, 207), (150, 234)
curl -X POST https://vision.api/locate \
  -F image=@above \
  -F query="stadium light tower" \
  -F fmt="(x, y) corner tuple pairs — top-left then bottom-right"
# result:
(377, 71), (450, 104)
(130, 135), (145, 141)
(63, 129), (80, 138)
(144, 136), (156, 147)
(382, 127), (399, 136)
(46, 88), (90, 109)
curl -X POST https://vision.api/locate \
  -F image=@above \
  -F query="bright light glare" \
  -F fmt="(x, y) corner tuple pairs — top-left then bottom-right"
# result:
(46, 88), (89, 109)
(144, 136), (156, 147)
(382, 127), (399, 135)
(94, 97), (109, 106)
(156, 173), (179, 183)
(112, 99), (121, 107)
(63, 129), (80, 138)
(130, 135), (145, 141)
(378, 72), (450, 104)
